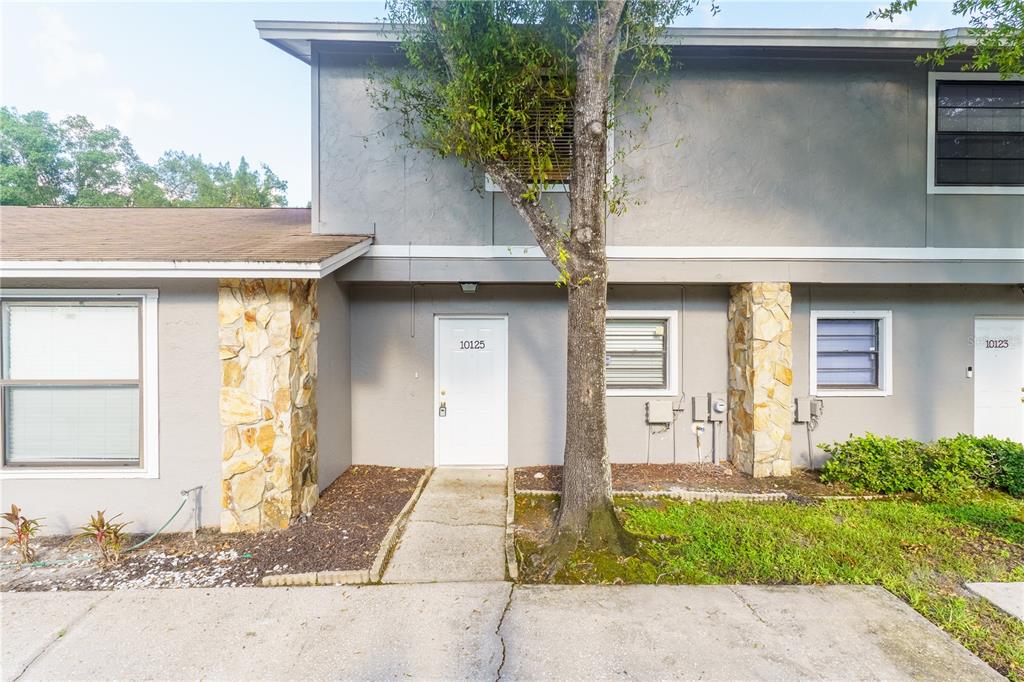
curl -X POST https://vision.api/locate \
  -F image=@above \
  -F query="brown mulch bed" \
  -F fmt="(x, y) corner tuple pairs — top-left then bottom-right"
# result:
(516, 463), (859, 498)
(1, 465), (423, 592)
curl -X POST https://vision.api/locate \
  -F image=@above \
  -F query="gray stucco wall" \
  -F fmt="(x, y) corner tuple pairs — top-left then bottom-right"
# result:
(0, 279), (221, 535)
(349, 282), (1022, 469)
(350, 284), (565, 467)
(790, 284), (1024, 468)
(315, 51), (1022, 249)
(317, 278), (353, 487)
(350, 283), (727, 467)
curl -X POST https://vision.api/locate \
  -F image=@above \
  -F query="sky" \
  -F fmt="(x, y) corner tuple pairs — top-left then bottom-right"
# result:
(1, 1), (965, 206)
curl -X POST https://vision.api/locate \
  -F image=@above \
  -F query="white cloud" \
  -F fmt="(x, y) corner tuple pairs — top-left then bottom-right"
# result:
(109, 87), (172, 130)
(17, 7), (173, 135)
(32, 8), (107, 84)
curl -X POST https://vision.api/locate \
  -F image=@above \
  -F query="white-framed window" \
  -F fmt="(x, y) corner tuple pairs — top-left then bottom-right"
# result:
(810, 310), (893, 397)
(605, 310), (679, 397)
(927, 71), (1024, 195)
(0, 289), (159, 479)
(485, 109), (614, 194)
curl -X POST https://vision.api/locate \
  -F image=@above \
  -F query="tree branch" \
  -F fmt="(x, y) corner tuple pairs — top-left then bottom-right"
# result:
(483, 160), (576, 275)
(420, 1), (573, 277)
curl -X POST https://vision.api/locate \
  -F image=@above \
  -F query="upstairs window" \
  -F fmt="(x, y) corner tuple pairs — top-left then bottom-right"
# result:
(930, 75), (1024, 193)
(810, 310), (892, 397)
(605, 311), (679, 396)
(486, 98), (574, 192)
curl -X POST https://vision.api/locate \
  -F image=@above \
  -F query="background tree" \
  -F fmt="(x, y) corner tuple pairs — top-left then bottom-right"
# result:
(0, 109), (64, 206)
(871, 0), (1024, 77)
(0, 108), (290, 207)
(373, 0), (702, 556)
(59, 114), (154, 206)
(154, 151), (288, 207)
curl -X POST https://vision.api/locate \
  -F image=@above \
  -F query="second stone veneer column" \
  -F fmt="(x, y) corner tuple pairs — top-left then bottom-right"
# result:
(727, 282), (793, 478)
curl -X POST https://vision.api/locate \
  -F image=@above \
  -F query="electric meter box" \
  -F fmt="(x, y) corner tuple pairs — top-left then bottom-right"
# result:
(795, 397), (811, 423)
(691, 395), (709, 422)
(708, 393), (727, 422)
(645, 400), (674, 425)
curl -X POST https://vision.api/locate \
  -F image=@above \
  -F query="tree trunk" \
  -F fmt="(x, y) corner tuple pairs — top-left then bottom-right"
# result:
(553, 276), (632, 552)
(550, 0), (632, 554)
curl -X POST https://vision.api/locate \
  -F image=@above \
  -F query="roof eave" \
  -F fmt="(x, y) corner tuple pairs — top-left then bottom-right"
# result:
(254, 20), (976, 62)
(0, 238), (372, 280)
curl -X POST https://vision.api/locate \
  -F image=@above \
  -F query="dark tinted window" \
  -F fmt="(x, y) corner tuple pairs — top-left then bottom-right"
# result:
(935, 80), (1024, 187)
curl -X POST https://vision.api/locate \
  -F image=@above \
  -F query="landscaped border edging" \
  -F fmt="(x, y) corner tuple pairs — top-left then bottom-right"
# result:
(505, 467), (518, 582)
(260, 467), (434, 588)
(516, 488), (891, 502)
(516, 488), (789, 502)
(818, 494), (893, 501)
(262, 569), (371, 587)
(369, 466), (434, 583)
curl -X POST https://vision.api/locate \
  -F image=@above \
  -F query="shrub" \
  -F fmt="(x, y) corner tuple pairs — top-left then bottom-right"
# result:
(819, 433), (925, 495)
(1, 504), (43, 563)
(918, 436), (992, 500)
(70, 511), (130, 566)
(820, 432), (1023, 500)
(971, 435), (1024, 498)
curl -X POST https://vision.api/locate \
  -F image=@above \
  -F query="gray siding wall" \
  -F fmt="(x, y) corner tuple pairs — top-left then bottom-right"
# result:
(315, 52), (1023, 248)
(317, 278), (353, 486)
(349, 282), (1022, 469)
(0, 279), (221, 535)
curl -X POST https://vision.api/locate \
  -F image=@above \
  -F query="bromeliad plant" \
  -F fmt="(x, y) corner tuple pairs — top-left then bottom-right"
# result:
(71, 511), (131, 566)
(2, 504), (43, 563)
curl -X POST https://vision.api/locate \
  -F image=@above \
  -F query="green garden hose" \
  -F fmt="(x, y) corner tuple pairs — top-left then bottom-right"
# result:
(2, 490), (194, 570)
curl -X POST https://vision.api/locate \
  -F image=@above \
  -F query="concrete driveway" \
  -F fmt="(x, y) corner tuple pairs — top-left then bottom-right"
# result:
(2, 583), (1001, 681)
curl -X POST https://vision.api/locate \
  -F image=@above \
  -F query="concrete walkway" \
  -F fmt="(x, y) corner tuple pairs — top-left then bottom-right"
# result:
(2, 584), (1002, 681)
(382, 468), (507, 583)
(966, 582), (1024, 620)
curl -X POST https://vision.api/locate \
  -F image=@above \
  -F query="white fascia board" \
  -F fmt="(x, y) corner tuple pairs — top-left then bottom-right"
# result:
(0, 240), (372, 280)
(366, 245), (1023, 262)
(255, 21), (971, 58)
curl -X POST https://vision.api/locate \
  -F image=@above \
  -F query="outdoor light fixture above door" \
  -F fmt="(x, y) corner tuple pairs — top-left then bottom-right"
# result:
(459, 282), (479, 294)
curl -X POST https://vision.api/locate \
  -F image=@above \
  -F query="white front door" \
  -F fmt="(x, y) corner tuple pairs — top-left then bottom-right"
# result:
(435, 316), (508, 466)
(974, 317), (1024, 443)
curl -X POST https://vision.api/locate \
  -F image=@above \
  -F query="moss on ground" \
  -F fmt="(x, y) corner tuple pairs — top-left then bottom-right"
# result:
(515, 492), (1024, 680)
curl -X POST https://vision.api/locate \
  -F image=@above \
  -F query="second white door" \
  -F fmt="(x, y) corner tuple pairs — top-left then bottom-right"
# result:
(974, 317), (1024, 444)
(435, 316), (508, 466)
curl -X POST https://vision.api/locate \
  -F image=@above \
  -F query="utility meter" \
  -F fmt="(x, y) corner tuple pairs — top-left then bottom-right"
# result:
(708, 393), (727, 422)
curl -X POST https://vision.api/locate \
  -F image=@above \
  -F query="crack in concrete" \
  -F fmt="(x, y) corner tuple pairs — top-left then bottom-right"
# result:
(494, 584), (515, 682)
(728, 587), (771, 628)
(13, 592), (112, 682)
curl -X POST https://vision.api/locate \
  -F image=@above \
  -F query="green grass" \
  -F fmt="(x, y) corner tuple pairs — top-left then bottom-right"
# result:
(516, 493), (1024, 679)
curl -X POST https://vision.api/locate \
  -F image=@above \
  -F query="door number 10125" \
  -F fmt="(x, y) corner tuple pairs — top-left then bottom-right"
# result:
(459, 340), (486, 350)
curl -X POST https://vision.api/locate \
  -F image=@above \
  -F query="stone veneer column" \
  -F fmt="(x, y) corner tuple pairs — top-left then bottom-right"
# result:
(727, 282), (793, 478)
(218, 279), (319, 532)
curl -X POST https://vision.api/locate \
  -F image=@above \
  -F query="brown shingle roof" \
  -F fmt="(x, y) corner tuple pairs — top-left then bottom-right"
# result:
(0, 207), (370, 262)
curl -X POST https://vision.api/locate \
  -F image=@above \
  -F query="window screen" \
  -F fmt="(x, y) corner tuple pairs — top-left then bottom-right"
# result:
(815, 318), (880, 389)
(1, 300), (142, 466)
(605, 318), (668, 389)
(502, 98), (574, 184)
(935, 80), (1024, 186)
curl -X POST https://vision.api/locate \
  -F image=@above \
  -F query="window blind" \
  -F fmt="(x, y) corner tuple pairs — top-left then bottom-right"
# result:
(606, 318), (668, 389)
(816, 318), (880, 389)
(1, 300), (142, 466)
(935, 80), (1024, 187)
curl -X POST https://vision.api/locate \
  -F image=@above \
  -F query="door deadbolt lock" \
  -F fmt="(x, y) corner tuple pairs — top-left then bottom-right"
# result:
(439, 401), (447, 417)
